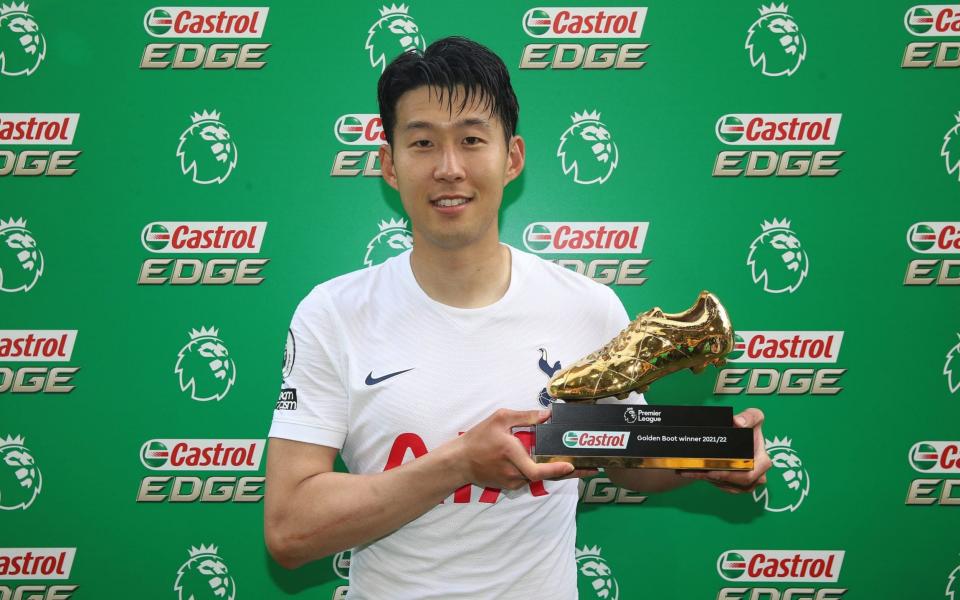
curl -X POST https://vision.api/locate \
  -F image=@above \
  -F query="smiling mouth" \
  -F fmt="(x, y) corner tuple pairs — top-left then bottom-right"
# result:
(431, 196), (472, 208)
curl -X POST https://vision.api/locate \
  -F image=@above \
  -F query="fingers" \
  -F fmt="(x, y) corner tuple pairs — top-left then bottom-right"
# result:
(504, 440), (574, 481)
(494, 407), (552, 427)
(734, 407), (765, 428)
(552, 468), (599, 481)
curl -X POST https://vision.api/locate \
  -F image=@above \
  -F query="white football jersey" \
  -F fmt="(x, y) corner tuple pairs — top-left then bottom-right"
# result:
(269, 244), (642, 599)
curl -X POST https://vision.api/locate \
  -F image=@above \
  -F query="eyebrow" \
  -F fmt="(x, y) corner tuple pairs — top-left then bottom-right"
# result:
(404, 118), (492, 132)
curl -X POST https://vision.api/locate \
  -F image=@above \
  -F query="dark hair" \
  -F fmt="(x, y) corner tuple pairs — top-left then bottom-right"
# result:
(377, 36), (519, 145)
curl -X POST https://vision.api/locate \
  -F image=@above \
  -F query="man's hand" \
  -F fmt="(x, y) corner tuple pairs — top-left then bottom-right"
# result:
(679, 407), (772, 494)
(452, 408), (595, 489)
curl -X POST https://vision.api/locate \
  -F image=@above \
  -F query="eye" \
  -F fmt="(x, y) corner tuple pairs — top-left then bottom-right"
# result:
(411, 139), (432, 149)
(463, 136), (482, 145)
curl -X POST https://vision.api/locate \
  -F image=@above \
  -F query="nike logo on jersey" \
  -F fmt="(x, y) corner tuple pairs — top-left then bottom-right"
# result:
(365, 368), (414, 386)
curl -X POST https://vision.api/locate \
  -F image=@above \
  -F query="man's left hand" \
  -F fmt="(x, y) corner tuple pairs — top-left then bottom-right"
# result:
(678, 408), (772, 494)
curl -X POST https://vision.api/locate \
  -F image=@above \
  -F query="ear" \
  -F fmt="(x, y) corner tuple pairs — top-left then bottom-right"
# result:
(379, 144), (399, 190)
(504, 135), (525, 185)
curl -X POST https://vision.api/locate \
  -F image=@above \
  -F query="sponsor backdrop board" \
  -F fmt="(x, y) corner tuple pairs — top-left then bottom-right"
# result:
(2, 0), (959, 598)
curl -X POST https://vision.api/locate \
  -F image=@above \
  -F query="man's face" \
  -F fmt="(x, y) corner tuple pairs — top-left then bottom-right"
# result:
(380, 86), (524, 251)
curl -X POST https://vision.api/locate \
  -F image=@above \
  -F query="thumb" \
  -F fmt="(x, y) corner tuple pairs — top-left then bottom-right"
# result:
(502, 408), (552, 427)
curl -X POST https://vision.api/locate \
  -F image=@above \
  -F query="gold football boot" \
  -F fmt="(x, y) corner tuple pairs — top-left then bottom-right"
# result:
(548, 291), (734, 401)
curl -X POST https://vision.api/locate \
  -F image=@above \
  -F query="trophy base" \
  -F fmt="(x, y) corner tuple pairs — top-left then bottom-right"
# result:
(532, 421), (754, 471)
(538, 455), (754, 470)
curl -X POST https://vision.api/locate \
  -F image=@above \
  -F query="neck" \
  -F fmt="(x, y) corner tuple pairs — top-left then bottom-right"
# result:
(409, 236), (511, 309)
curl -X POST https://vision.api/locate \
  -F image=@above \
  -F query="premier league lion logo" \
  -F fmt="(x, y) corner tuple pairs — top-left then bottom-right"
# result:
(948, 558), (960, 600)
(174, 545), (236, 600)
(753, 436), (810, 513)
(0, 435), (41, 511)
(745, 3), (806, 77)
(576, 545), (620, 600)
(0, 2), (45, 76)
(944, 334), (960, 395)
(365, 4), (425, 73)
(747, 218), (808, 294)
(177, 110), (238, 185)
(558, 111), (619, 185)
(941, 112), (960, 182)
(364, 218), (412, 267)
(0, 217), (43, 293)
(175, 326), (236, 402)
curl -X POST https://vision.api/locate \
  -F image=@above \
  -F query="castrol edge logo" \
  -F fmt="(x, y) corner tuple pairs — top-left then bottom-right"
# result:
(909, 441), (960, 473)
(141, 221), (266, 253)
(907, 222), (960, 253)
(715, 114), (841, 146)
(0, 548), (76, 579)
(717, 550), (845, 583)
(904, 5), (960, 36)
(144, 7), (269, 38)
(334, 114), (385, 146)
(0, 330), (76, 362)
(140, 439), (265, 471)
(522, 7), (647, 38)
(523, 222), (648, 254)
(0, 114), (79, 145)
(563, 431), (628, 449)
(726, 331), (843, 364)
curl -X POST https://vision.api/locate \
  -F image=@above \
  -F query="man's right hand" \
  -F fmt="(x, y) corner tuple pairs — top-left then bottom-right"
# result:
(451, 408), (593, 489)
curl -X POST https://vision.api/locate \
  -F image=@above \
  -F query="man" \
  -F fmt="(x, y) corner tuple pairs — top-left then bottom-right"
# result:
(265, 37), (771, 598)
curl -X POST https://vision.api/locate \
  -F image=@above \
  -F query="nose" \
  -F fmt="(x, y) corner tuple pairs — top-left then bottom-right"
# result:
(434, 144), (465, 183)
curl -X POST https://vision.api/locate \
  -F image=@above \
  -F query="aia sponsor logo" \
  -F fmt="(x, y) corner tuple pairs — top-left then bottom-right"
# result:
(714, 114), (844, 177)
(520, 7), (648, 70)
(140, 439), (265, 471)
(905, 222), (960, 286)
(0, 330), (80, 394)
(364, 217), (411, 267)
(331, 113), (382, 177)
(521, 221), (650, 286)
(745, 3), (806, 77)
(0, 217), (42, 293)
(366, 4), (425, 72)
(0, 434), (40, 510)
(558, 111), (618, 184)
(175, 326), (235, 402)
(141, 7), (270, 70)
(902, 5), (960, 68)
(0, 547), (79, 599)
(177, 110), (237, 185)
(0, 2), (45, 76)
(576, 545), (620, 600)
(0, 114), (81, 176)
(717, 550), (844, 583)
(752, 436), (809, 513)
(906, 440), (960, 505)
(747, 219), (809, 294)
(717, 331), (846, 395)
(138, 221), (269, 286)
(174, 545), (236, 600)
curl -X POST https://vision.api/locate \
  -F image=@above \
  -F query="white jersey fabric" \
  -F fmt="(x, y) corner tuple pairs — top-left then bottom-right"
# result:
(269, 244), (642, 600)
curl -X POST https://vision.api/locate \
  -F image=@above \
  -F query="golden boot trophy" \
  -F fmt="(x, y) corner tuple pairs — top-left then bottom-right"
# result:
(532, 291), (754, 470)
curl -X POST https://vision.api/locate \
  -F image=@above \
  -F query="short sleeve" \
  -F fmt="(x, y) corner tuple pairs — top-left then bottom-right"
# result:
(268, 287), (349, 448)
(596, 287), (646, 406)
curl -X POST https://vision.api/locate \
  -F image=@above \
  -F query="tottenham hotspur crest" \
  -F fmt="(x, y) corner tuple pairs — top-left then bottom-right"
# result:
(747, 218), (808, 294)
(366, 4), (425, 73)
(753, 436), (810, 513)
(558, 111), (619, 185)
(941, 112), (960, 182)
(0, 434), (41, 511)
(174, 544), (236, 600)
(364, 217), (412, 267)
(175, 326), (236, 402)
(745, 3), (806, 77)
(177, 110), (238, 185)
(0, 2), (46, 76)
(0, 217), (43, 293)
